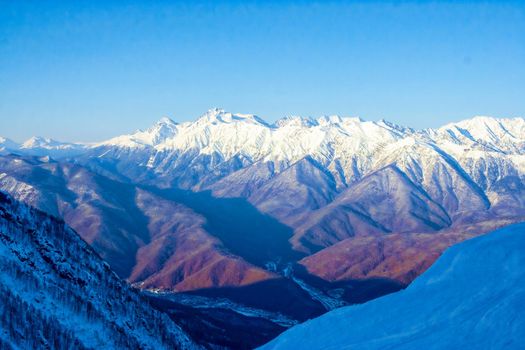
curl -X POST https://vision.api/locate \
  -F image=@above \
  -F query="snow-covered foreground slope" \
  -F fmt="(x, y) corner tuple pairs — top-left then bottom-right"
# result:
(260, 222), (525, 350)
(0, 191), (199, 350)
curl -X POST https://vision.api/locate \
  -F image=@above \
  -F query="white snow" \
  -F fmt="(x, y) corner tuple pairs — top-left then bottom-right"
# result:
(0, 192), (200, 350)
(89, 110), (524, 190)
(4, 111), (524, 187)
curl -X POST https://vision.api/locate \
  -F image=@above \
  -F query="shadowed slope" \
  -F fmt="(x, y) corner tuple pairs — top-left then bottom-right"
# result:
(145, 185), (305, 268)
(0, 155), (279, 291)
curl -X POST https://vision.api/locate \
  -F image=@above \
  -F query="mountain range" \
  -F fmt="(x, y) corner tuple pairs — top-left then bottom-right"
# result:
(1, 109), (524, 346)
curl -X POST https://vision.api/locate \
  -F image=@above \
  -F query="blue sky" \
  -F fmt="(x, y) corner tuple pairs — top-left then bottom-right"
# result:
(0, 1), (524, 142)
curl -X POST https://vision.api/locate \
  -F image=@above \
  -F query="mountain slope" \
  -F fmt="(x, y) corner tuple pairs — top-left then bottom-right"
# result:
(299, 217), (521, 284)
(72, 109), (410, 190)
(248, 157), (339, 228)
(261, 222), (525, 350)
(292, 165), (452, 253)
(0, 191), (198, 350)
(130, 188), (275, 291)
(0, 155), (275, 291)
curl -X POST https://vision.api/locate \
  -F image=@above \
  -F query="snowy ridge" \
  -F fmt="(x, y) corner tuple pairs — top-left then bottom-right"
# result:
(3, 111), (523, 179)
(95, 108), (409, 166)
(85, 110), (525, 198)
(0, 136), (88, 158)
(260, 222), (525, 350)
(0, 191), (200, 350)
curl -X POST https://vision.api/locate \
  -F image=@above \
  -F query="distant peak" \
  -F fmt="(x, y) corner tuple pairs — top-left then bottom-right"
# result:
(27, 136), (48, 142)
(468, 115), (521, 122)
(21, 136), (59, 148)
(209, 107), (225, 114)
(0, 136), (15, 143)
(444, 115), (520, 127)
(319, 115), (344, 124)
(377, 119), (414, 134)
(201, 108), (229, 121)
(145, 116), (178, 134)
(197, 108), (269, 126)
(0, 136), (19, 149)
(471, 115), (497, 120)
(199, 108), (226, 120)
(440, 115), (525, 132)
(138, 116), (179, 145)
(156, 116), (177, 126)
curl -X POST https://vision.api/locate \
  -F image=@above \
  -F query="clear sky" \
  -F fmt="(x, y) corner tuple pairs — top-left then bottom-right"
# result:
(0, 1), (524, 142)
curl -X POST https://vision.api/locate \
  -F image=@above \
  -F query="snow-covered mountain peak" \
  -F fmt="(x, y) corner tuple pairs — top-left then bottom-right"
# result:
(155, 116), (178, 126)
(146, 116), (179, 140)
(21, 136), (54, 148)
(197, 107), (228, 122)
(274, 115), (372, 129)
(317, 115), (343, 125)
(20, 136), (82, 150)
(0, 136), (19, 150)
(435, 116), (525, 153)
(440, 116), (525, 140)
(99, 116), (179, 148)
(196, 108), (269, 126)
(377, 119), (414, 135)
